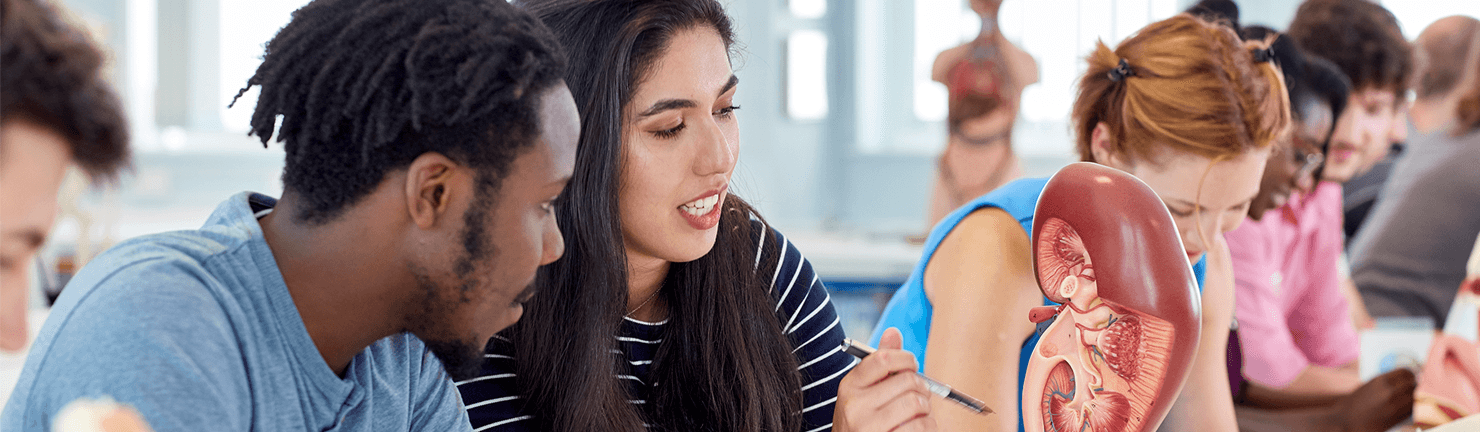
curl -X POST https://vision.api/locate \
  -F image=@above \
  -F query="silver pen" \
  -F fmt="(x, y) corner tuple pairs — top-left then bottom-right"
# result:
(840, 338), (993, 415)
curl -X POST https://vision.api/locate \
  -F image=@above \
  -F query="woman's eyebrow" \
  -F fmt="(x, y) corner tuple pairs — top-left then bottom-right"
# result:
(637, 99), (698, 118)
(717, 75), (738, 97)
(636, 75), (740, 119)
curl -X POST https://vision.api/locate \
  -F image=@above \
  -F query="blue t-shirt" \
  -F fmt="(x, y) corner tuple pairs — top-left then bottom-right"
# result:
(2, 193), (471, 432)
(869, 178), (1205, 432)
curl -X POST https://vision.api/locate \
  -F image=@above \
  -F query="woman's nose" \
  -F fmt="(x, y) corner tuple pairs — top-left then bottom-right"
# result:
(693, 119), (736, 176)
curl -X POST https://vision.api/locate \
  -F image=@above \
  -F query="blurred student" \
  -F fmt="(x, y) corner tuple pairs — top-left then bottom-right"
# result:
(1224, 27), (1416, 432)
(1284, 0), (1412, 341)
(1351, 16), (1480, 328)
(926, 0), (1037, 226)
(0, 0), (128, 352)
(1288, 0), (1411, 191)
(457, 1), (935, 431)
(871, 13), (1287, 431)
(2, 0), (576, 430)
(2, 1), (144, 430)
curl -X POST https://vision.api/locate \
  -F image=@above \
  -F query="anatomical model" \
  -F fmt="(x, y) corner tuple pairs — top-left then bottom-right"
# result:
(1022, 163), (1202, 432)
(1414, 277), (1480, 428)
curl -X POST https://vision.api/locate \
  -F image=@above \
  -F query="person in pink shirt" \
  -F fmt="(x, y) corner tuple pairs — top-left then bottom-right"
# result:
(1232, 0), (1412, 400)
(1224, 3), (1420, 430)
(1229, 182), (1357, 390)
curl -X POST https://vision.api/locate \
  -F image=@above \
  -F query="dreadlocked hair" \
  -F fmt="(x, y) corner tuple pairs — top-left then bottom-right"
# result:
(231, 0), (566, 224)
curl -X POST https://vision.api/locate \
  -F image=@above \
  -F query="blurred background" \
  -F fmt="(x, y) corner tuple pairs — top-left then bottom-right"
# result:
(16, 0), (1480, 346)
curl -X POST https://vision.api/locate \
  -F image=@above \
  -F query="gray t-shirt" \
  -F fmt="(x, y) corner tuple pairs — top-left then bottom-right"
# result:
(2, 193), (472, 432)
(1351, 128), (1480, 327)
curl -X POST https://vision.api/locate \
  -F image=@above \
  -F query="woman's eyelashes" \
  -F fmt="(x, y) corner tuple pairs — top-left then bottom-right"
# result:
(647, 105), (740, 139)
(652, 122), (685, 139)
(716, 104), (740, 119)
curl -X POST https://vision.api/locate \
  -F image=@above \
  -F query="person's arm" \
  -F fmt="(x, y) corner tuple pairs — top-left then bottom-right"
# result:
(6, 266), (248, 432)
(1226, 222), (1360, 399)
(920, 208), (1041, 431)
(766, 227), (865, 431)
(1160, 238), (1238, 431)
(1341, 277), (1376, 330)
(1277, 362), (1361, 399)
(1238, 368), (1416, 432)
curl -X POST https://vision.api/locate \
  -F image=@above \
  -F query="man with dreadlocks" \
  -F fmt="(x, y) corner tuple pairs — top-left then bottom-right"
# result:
(2, 0), (577, 430)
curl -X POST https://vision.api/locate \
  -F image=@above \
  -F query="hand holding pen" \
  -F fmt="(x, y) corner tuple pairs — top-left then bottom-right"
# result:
(840, 338), (992, 415)
(832, 328), (939, 432)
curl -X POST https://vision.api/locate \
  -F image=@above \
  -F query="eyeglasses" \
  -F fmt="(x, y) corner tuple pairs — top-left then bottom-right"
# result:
(1294, 148), (1324, 179)
(1289, 133), (1329, 183)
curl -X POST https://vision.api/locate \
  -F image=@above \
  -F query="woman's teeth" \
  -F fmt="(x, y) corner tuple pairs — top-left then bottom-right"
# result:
(680, 194), (720, 216)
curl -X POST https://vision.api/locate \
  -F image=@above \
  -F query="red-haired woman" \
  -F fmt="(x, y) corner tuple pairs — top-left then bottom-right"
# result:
(871, 13), (1288, 431)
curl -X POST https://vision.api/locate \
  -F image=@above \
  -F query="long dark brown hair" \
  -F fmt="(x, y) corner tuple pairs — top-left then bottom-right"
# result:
(505, 1), (804, 431)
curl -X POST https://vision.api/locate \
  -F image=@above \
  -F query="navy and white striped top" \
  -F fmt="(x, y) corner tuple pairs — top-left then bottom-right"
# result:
(457, 224), (856, 431)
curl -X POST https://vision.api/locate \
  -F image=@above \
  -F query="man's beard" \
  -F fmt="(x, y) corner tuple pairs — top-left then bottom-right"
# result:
(422, 332), (484, 382)
(408, 271), (487, 381)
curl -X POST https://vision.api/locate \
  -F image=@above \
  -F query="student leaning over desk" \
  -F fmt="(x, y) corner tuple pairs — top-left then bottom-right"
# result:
(871, 13), (1290, 432)
(3, 0), (578, 430)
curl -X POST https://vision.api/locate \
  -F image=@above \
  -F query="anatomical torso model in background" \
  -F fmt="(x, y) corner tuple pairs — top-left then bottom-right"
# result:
(1022, 163), (1203, 432)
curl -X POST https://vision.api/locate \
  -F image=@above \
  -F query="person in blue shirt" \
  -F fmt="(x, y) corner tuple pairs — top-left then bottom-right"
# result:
(2, 0), (579, 430)
(871, 13), (1289, 432)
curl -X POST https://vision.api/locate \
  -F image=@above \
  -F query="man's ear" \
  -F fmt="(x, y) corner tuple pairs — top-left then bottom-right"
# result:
(1090, 122), (1133, 170)
(405, 152), (459, 229)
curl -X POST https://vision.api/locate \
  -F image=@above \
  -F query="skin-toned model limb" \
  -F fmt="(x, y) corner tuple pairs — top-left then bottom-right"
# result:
(1414, 279), (1480, 428)
(1021, 163), (1202, 432)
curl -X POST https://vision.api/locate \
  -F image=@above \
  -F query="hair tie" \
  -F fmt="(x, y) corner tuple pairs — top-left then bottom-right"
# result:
(1108, 58), (1134, 82)
(1252, 48), (1274, 63)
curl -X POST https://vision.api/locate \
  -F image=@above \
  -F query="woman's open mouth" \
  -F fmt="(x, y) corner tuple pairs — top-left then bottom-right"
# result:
(678, 188), (726, 230)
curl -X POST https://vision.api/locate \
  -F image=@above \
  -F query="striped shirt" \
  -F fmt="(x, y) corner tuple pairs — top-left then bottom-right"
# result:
(457, 224), (856, 431)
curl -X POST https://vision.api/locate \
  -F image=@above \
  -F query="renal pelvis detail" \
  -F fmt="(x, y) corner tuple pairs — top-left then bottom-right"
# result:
(1022, 163), (1202, 432)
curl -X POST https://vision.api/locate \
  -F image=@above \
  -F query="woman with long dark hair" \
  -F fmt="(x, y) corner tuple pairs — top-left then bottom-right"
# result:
(456, 1), (936, 431)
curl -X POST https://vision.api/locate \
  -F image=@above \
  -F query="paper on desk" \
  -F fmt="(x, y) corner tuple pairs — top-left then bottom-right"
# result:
(1360, 316), (1435, 381)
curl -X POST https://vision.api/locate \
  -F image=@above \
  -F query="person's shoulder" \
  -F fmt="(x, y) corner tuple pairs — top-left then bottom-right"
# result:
(948, 206), (1025, 247)
(1307, 182), (1346, 224)
(32, 228), (262, 367)
(360, 335), (458, 400)
(1223, 215), (1275, 252)
(361, 333), (443, 376)
(55, 230), (249, 314)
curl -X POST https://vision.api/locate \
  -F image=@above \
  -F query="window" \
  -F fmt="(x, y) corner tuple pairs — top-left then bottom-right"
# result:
(787, 30), (831, 121)
(1380, 0), (1480, 39)
(219, 0), (309, 133)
